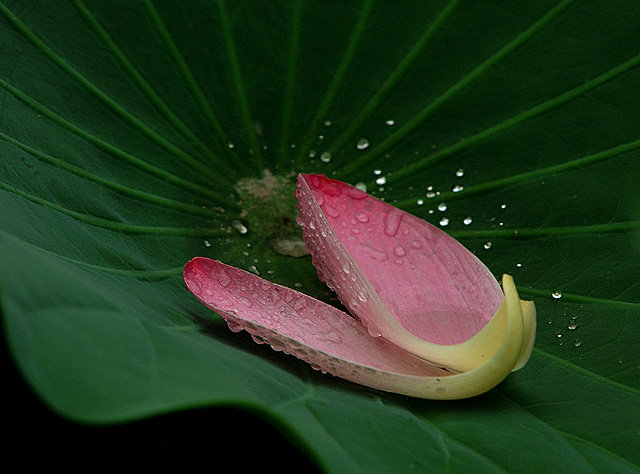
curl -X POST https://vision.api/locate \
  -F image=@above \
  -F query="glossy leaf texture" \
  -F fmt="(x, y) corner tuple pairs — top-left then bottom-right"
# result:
(1, 1), (639, 473)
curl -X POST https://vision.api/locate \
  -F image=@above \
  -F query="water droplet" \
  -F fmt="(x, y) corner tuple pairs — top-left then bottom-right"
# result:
(552, 290), (563, 299)
(463, 216), (473, 225)
(239, 297), (253, 308)
(574, 339), (582, 347)
(411, 240), (423, 249)
(439, 217), (449, 227)
(308, 149), (317, 158)
(385, 119), (395, 126)
(516, 263), (522, 268)
(417, 198), (424, 205)
(320, 151), (332, 163)
(293, 298), (307, 311)
(356, 138), (370, 150)
(568, 321), (578, 330)
(227, 140), (235, 149)
(394, 246), (406, 257)
(455, 168), (464, 177)
(226, 319), (244, 333)
(426, 191), (436, 198)
(437, 202), (447, 212)
(483, 241), (492, 250)
(355, 182), (367, 192)
(324, 120), (332, 127)
(248, 265), (260, 275)
(355, 212), (369, 223)
(501, 203), (507, 209)
(373, 169), (382, 175)
(217, 270), (231, 288)
(204, 240), (211, 247)
(231, 219), (248, 234)
(383, 209), (403, 236)
(375, 176), (386, 185)
(452, 185), (464, 193)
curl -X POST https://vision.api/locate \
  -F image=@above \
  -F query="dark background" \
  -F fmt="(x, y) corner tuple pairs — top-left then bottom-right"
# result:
(2, 324), (323, 472)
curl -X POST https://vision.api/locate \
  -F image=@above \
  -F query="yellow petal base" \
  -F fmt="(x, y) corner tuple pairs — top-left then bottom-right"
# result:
(350, 275), (536, 399)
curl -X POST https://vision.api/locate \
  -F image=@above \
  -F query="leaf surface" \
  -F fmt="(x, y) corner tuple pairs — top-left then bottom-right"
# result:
(1, 1), (639, 472)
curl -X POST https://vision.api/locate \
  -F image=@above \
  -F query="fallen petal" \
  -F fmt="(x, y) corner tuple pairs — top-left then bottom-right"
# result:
(296, 174), (524, 372)
(184, 258), (529, 399)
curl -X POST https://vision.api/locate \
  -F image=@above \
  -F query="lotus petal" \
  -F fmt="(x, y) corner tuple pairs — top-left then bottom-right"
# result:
(184, 258), (530, 399)
(184, 174), (536, 399)
(295, 174), (534, 372)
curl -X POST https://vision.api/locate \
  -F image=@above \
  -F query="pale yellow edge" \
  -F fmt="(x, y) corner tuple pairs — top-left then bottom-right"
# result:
(354, 274), (527, 399)
(512, 299), (536, 371)
(371, 276), (525, 373)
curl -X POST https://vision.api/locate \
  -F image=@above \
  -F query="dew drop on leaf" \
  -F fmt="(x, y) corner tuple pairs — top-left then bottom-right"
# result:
(231, 219), (248, 234)
(375, 176), (387, 185)
(320, 151), (332, 163)
(463, 216), (473, 225)
(439, 217), (449, 227)
(385, 119), (395, 126)
(248, 265), (260, 275)
(483, 241), (492, 249)
(455, 168), (464, 177)
(356, 138), (370, 150)
(355, 182), (367, 192)
(437, 202), (447, 212)
(552, 290), (563, 299)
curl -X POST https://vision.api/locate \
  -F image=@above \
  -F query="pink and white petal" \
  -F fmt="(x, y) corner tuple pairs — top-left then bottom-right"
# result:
(184, 258), (527, 399)
(296, 174), (517, 372)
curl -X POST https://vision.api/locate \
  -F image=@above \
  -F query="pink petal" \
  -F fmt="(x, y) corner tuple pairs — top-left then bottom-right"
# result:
(296, 174), (503, 347)
(184, 258), (531, 399)
(184, 258), (450, 382)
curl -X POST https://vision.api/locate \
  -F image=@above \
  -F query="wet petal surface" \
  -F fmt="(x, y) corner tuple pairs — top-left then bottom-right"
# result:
(296, 174), (503, 346)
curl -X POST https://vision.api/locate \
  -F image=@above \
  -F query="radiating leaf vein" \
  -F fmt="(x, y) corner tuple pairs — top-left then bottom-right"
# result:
(335, 0), (577, 179)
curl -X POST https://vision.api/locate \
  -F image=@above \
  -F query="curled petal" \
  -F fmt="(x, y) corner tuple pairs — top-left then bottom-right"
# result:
(295, 174), (529, 372)
(184, 173), (536, 399)
(184, 258), (531, 399)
